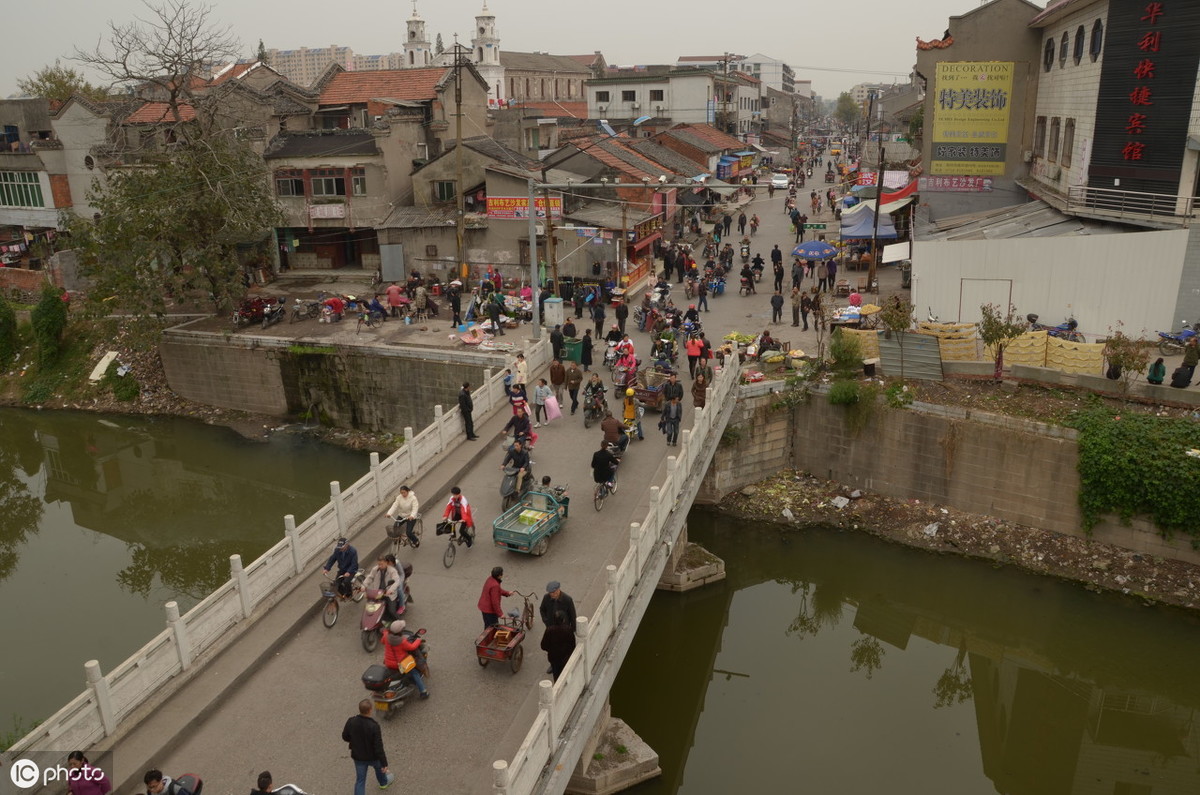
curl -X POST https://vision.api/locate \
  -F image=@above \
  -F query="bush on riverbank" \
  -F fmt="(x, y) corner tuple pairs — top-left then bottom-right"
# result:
(31, 286), (68, 366)
(0, 293), (18, 368)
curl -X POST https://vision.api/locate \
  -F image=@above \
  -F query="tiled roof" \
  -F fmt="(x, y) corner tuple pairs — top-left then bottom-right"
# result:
(661, 123), (742, 153)
(378, 204), (464, 229)
(263, 129), (379, 159)
(123, 101), (197, 124)
(209, 62), (256, 85)
(319, 67), (448, 105)
(454, 135), (541, 171)
(510, 100), (588, 119)
(628, 140), (706, 177)
(593, 138), (677, 179)
(499, 51), (593, 73)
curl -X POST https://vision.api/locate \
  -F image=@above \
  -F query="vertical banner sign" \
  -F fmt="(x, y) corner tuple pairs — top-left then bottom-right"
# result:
(930, 62), (1014, 175)
(1088, 1), (1200, 194)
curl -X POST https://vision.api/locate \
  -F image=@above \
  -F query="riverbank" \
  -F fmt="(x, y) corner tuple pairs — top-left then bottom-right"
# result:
(716, 469), (1200, 612)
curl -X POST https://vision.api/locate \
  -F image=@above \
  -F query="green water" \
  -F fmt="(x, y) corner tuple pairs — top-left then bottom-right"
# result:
(0, 409), (368, 737)
(612, 511), (1200, 795)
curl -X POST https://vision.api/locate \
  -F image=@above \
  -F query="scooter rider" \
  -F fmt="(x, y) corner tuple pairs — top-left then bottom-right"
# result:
(683, 304), (700, 324)
(365, 554), (403, 621)
(502, 439), (532, 496)
(604, 324), (623, 344)
(322, 537), (359, 598)
(600, 409), (627, 453)
(384, 485), (420, 548)
(503, 406), (535, 447)
(583, 372), (607, 414)
(383, 620), (429, 698)
(442, 486), (474, 547)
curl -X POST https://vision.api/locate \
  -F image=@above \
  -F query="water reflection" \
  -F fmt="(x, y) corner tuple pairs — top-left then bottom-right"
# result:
(0, 419), (43, 581)
(612, 513), (1200, 794)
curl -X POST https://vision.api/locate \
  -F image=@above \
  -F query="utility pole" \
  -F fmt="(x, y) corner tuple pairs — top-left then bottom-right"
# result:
(868, 113), (883, 293)
(620, 200), (628, 284)
(721, 52), (730, 136)
(546, 189), (557, 291)
(453, 36), (466, 281)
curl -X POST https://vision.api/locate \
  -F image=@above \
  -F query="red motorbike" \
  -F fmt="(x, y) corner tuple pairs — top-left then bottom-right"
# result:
(232, 296), (283, 328)
(360, 563), (414, 652)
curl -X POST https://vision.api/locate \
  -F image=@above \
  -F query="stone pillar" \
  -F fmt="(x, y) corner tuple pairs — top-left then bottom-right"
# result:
(566, 698), (662, 795)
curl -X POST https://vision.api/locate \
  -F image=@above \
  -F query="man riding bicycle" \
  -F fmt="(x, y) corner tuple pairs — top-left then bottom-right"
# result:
(322, 537), (359, 598)
(591, 439), (619, 491)
(441, 486), (474, 547)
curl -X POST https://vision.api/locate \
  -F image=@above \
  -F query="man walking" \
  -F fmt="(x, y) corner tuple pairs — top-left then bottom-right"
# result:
(550, 324), (564, 361)
(773, 260), (785, 293)
(342, 700), (394, 795)
(615, 299), (629, 335)
(737, 211), (747, 235)
(565, 360), (583, 414)
(513, 352), (528, 396)
(769, 245), (783, 279)
(541, 581), (577, 629)
(459, 382), (478, 440)
(722, 212), (733, 237)
(791, 259), (803, 290)
(790, 286), (802, 327)
(697, 276), (709, 312)
(770, 290), (784, 324)
(592, 300), (606, 339)
(662, 395), (683, 447)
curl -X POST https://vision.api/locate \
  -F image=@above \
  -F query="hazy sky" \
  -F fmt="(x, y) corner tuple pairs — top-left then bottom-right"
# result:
(2, 0), (999, 99)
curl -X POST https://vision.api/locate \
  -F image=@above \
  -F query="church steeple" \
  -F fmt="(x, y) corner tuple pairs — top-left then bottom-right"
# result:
(404, 1), (431, 67)
(472, 0), (503, 102)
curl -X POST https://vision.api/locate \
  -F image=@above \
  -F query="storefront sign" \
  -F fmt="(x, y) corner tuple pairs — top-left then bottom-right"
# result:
(918, 176), (994, 192)
(486, 196), (563, 220)
(930, 61), (1014, 176)
(802, 223), (827, 230)
(309, 204), (346, 219)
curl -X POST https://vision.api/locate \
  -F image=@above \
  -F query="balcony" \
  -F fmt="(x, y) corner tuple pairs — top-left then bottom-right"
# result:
(1064, 185), (1194, 229)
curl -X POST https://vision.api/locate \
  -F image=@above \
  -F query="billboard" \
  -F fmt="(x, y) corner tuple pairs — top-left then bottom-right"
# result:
(486, 195), (562, 220)
(930, 61), (1014, 176)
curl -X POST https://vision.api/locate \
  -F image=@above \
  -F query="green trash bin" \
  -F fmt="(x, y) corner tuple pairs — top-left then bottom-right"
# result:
(562, 337), (582, 364)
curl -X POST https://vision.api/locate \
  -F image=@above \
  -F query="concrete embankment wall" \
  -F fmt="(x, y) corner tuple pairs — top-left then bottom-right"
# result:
(701, 385), (1200, 568)
(160, 327), (505, 432)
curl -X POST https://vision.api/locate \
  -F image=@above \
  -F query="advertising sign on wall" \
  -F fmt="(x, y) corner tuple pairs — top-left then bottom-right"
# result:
(930, 61), (1014, 176)
(486, 196), (563, 220)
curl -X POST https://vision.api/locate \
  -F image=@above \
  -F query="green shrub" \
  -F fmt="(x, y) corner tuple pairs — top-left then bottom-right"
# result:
(828, 328), (863, 377)
(31, 286), (68, 366)
(828, 380), (861, 405)
(22, 378), (53, 404)
(0, 293), (16, 368)
(103, 361), (140, 402)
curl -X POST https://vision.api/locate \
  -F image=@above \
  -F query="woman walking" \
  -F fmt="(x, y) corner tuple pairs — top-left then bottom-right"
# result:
(532, 378), (552, 427)
(692, 373), (708, 409)
(580, 329), (594, 372)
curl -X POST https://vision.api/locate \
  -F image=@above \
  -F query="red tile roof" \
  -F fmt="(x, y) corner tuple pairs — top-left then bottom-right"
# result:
(124, 101), (197, 124)
(319, 67), (447, 105)
(208, 62), (256, 85)
(513, 100), (587, 119)
(666, 123), (742, 151)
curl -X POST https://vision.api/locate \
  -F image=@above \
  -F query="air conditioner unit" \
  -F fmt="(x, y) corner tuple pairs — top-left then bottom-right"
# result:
(630, 103), (640, 109)
(1022, 150), (1033, 162)
(655, 105), (663, 116)
(598, 104), (607, 113)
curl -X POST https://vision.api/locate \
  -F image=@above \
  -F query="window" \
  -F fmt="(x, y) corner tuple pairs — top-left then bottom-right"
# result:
(1059, 33), (1069, 67)
(650, 89), (664, 102)
(275, 170), (304, 196)
(1043, 39), (1055, 72)
(1061, 119), (1075, 167)
(0, 171), (43, 207)
(433, 180), (456, 202)
(351, 168), (366, 197)
(595, 90), (610, 103)
(1090, 20), (1104, 61)
(621, 90), (636, 102)
(311, 172), (346, 196)
(1048, 118), (1061, 162)
(1073, 26), (1085, 64)
(1033, 116), (1047, 155)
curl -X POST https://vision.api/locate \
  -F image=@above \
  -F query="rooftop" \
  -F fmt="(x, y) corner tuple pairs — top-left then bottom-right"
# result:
(319, 67), (448, 105)
(263, 129), (379, 159)
(123, 101), (197, 124)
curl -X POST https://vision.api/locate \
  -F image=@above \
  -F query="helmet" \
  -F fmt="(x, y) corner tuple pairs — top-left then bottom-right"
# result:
(626, 388), (635, 397)
(689, 304), (695, 309)
(389, 620), (406, 633)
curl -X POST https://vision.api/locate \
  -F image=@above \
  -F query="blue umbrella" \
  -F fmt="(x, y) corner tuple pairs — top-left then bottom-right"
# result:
(792, 241), (837, 260)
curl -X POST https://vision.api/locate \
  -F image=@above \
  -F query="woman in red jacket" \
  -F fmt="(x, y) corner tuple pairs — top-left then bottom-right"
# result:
(477, 566), (513, 628)
(383, 620), (429, 698)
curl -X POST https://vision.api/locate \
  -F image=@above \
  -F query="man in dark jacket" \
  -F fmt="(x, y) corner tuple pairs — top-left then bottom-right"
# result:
(342, 700), (393, 795)
(540, 581), (577, 629)
(459, 382), (477, 440)
(662, 373), (684, 402)
(549, 324), (565, 361)
(614, 300), (629, 335)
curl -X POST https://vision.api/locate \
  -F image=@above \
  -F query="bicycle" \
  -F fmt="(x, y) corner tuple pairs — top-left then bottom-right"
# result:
(436, 519), (474, 568)
(357, 308), (384, 334)
(511, 590), (536, 630)
(319, 569), (367, 628)
(386, 514), (423, 558)
(594, 477), (617, 511)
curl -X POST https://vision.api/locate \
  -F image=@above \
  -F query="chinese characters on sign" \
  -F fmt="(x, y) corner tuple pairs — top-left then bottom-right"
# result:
(930, 62), (1014, 175)
(918, 176), (995, 192)
(486, 196), (563, 220)
(1121, 3), (1164, 161)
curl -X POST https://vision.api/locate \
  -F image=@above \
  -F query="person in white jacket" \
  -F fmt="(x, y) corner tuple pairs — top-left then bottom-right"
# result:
(365, 554), (404, 619)
(385, 485), (420, 547)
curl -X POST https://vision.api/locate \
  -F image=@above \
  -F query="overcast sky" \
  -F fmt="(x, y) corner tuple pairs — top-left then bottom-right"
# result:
(2, 0), (1002, 99)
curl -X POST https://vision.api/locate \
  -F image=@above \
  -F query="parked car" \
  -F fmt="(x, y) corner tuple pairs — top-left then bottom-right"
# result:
(770, 173), (790, 189)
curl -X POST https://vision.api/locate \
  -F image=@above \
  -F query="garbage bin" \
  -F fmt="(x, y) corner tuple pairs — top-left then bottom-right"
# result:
(562, 337), (582, 364)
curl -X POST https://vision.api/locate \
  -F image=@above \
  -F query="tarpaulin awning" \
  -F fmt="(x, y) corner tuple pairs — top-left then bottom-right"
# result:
(734, 150), (757, 156)
(631, 231), (663, 252)
(842, 197), (915, 218)
(882, 241), (911, 264)
(718, 156), (738, 165)
(840, 213), (898, 239)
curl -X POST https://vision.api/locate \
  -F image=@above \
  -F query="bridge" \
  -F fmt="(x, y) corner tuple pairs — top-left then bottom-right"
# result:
(6, 281), (748, 794)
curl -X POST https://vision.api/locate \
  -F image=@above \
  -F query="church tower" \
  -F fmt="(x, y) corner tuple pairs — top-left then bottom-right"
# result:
(472, 2), (505, 103)
(403, 1), (432, 68)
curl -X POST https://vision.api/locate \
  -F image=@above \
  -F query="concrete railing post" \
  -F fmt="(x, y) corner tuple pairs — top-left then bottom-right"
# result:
(85, 660), (117, 737)
(631, 518), (646, 572)
(165, 601), (191, 671)
(284, 514), (302, 575)
(434, 405), (445, 451)
(492, 760), (510, 794)
(370, 452), (382, 504)
(483, 368), (494, 411)
(606, 565), (619, 627)
(403, 427), (415, 475)
(576, 615), (592, 676)
(231, 554), (252, 618)
(665, 457), (678, 508)
(539, 679), (555, 738)
(331, 481), (345, 533)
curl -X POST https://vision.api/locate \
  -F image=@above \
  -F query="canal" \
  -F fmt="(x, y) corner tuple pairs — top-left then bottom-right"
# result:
(612, 511), (1200, 794)
(0, 408), (368, 742)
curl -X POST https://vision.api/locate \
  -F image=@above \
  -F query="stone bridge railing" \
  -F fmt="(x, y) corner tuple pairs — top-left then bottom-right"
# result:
(491, 358), (740, 794)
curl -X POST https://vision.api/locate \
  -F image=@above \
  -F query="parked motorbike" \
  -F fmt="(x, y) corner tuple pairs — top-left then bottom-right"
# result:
(500, 460), (535, 511)
(261, 298), (287, 329)
(360, 562), (414, 653)
(361, 627), (428, 720)
(1156, 321), (1199, 356)
(289, 297), (321, 323)
(232, 296), (282, 328)
(1027, 313), (1084, 343)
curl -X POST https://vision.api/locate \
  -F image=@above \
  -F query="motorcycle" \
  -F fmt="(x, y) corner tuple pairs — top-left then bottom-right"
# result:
(361, 627), (428, 720)
(1156, 321), (1199, 355)
(289, 297), (321, 323)
(500, 461), (535, 511)
(740, 243), (751, 264)
(739, 276), (755, 296)
(232, 296), (282, 328)
(603, 341), (620, 371)
(261, 298), (287, 329)
(1027, 313), (1084, 343)
(582, 392), (606, 429)
(360, 562), (414, 652)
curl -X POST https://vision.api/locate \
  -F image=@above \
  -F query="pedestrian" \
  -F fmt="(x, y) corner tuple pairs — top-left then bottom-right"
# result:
(550, 324), (564, 361)
(773, 261), (784, 292)
(770, 290), (784, 324)
(533, 378), (552, 427)
(540, 581), (577, 628)
(487, 295), (505, 336)
(250, 771), (273, 795)
(540, 614), (576, 682)
(549, 358), (566, 404)
(697, 276), (709, 312)
(448, 281), (462, 327)
(811, 289), (826, 330)
(67, 752), (112, 795)
(660, 395), (683, 446)
(562, 317), (577, 339)
(341, 699), (394, 795)
(826, 259), (838, 293)
(592, 300), (606, 338)
(817, 263), (829, 293)
(790, 286), (802, 327)
(696, 333), (714, 382)
(478, 566), (513, 628)
(722, 212), (732, 237)
(1148, 356), (1167, 385)
(770, 245), (783, 275)
(692, 372), (708, 408)
(385, 282), (404, 319)
(800, 292), (812, 331)
(662, 372), (684, 404)
(459, 382), (478, 440)
(615, 299), (629, 335)
(737, 211), (747, 235)
(1184, 339), (1199, 382)
(513, 352), (528, 396)
(791, 259), (802, 289)
(685, 334), (702, 378)
(565, 360), (583, 414)
(580, 329), (594, 372)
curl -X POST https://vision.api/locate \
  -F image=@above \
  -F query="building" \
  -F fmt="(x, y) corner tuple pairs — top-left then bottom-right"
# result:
(733, 53), (796, 94)
(263, 45), (355, 88)
(849, 82), (894, 104)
